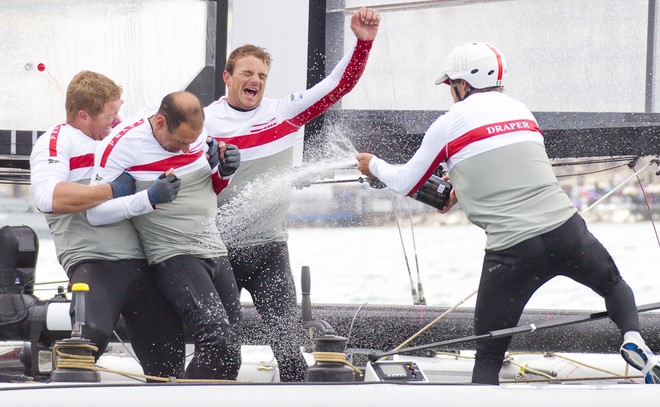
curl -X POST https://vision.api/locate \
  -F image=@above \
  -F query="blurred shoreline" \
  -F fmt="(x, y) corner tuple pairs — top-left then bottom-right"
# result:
(1, 166), (658, 237)
(1, 156), (658, 236)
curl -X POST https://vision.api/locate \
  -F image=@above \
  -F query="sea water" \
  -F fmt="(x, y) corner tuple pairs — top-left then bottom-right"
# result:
(288, 221), (660, 310)
(32, 221), (660, 311)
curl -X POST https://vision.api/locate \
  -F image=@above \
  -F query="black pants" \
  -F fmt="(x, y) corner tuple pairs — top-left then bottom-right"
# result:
(229, 242), (308, 382)
(152, 255), (242, 380)
(68, 259), (184, 378)
(472, 212), (640, 384)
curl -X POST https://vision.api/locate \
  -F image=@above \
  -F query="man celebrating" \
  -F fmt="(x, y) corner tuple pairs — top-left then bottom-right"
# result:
(204, 7), (381, 382)
(88, 91), (242, 380)
(30, 71), (182, 379)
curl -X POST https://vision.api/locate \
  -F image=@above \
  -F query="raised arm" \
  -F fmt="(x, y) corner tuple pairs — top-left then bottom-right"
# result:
(351, 7), (381, 41)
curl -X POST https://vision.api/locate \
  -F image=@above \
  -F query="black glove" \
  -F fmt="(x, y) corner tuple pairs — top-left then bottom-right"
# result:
(206, 137), (220, 170)
(109, 172), (136, 198)
(219, 144), (240, 177)
(147, 173), (181, 205)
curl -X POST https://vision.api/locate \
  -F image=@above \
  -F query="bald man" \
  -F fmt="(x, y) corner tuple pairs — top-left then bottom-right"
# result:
(87, 91), (243, 380)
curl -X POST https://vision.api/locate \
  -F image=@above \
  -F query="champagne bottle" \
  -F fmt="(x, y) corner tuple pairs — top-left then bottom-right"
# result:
(409, 174), (452, 210)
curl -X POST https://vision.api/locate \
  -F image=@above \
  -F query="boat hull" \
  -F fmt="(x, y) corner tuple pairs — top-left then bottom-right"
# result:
(1, 380), (658, 406)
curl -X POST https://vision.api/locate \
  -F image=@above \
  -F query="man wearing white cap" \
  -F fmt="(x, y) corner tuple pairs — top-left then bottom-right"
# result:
(357, 42), (660, 385)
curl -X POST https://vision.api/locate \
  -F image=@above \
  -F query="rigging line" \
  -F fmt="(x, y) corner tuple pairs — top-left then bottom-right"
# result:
(546, 352), (635, 378)
(555, 163), (629, 178)
(389, 190), (419, 305)
(405, 199), (426, 305)
(633, 166), (660, 247)
(578, 160), (656, 215)
(499, 374), (644, 384)
(34, 280), (68, 286)
(551, 156), (639, 167)
(381, 288), (478, 360)
(345, 302), (368, 365)
(43, 67), (65, 96)
(345, 302), (368, 345)
(31, 287), (67, 292)
(112, 330), (139, 362)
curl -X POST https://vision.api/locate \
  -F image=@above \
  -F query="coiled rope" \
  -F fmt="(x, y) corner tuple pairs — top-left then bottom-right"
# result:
(52, 342), (235, 383)
(311, 351), (363, 375)
(52, 342), (98, 371)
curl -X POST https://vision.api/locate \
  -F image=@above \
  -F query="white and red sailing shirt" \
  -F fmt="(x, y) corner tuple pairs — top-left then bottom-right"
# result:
(204, 39), (373, 248)
(368, 91), (576, 250)
(29, 123), (143, 272)
(88, 113), (229, 265)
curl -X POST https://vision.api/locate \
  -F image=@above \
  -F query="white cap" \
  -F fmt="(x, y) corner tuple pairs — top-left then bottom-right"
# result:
(435, 42), (507, 89)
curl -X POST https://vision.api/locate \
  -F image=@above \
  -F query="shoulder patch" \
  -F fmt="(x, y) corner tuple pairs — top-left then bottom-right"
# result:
(290, 92), (303, 102)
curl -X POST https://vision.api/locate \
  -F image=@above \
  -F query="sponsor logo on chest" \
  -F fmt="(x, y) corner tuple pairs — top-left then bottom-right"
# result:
(250, 117), (277, 133)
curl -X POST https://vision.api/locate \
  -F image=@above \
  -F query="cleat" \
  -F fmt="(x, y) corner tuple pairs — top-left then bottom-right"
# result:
(620, 341), (660, 384)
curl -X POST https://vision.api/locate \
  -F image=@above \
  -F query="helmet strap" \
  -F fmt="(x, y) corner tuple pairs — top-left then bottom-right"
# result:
(450, 80), (473, 102)
(450, 80), (462, 101)
(464, 85), (474, 99)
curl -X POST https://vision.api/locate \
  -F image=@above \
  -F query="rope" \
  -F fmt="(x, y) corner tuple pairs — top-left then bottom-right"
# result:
(552, 156), (639, 167)
(33, 280), (68, 286)
(578, 160), (656, 215)
(390, 191), (420, 305)
(548, 352), (635, 379)
(381, 288), (478, 361)
(312, 351), (363, 375)
(500, 374), (644, 384)
(511, 361), (555, 380)
(434, 350), (474, 360)
(556, 163), (629, 177)
(631, 160), (660, 247)
(51, 342), (648, 384)
(52, 342), (98, 370)
(112, 330), (139, 361)
(500, 351), (643, 384)
(429, 350), (645, 384)
(52, 342), (236, 383)
(406, 199), (426, 305)
(345, 303), (368, 345)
